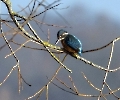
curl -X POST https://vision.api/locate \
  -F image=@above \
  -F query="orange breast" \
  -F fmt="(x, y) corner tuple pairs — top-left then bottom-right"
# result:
(61, 40), (77, 53)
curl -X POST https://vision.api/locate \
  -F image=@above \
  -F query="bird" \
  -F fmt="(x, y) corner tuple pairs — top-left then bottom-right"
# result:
(55, 29), (82, 56)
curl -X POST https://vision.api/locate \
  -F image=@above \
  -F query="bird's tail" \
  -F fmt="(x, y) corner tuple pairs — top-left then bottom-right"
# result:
(78, 51), (82, 56)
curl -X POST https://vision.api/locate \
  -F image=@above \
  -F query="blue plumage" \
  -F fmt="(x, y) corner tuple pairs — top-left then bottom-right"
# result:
(55, 29), (82, 56)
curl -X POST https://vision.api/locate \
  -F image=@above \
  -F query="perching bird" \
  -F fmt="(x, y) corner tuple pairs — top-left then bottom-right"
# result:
(55, 29), (82, 56)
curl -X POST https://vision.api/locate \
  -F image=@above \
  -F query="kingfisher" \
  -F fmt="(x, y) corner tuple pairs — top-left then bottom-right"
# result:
(55, 29), (82, 56)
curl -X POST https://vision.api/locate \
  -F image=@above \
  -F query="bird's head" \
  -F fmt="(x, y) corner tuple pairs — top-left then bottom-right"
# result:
(55, 29), (68, 44)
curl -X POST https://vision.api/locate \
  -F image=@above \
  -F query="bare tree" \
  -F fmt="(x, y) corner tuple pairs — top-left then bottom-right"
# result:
(0, 0), (120, 100)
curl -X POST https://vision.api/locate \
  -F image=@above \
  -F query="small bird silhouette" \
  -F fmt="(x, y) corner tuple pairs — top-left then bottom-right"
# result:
(55, 29), (82, 56)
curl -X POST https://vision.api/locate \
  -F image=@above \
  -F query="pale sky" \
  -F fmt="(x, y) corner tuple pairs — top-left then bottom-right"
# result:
(6, 0), (120, 22)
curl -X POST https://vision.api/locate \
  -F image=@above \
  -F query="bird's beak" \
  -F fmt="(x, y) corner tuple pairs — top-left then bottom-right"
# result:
(55, 39), (60, 45)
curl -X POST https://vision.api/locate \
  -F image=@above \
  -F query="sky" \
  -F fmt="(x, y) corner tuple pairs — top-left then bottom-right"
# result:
(1, 0), (120, 100)
(2, 0), (119, 23)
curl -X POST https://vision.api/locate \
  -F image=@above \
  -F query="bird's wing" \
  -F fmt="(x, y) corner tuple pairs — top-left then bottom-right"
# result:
(64, 34), (82, 51)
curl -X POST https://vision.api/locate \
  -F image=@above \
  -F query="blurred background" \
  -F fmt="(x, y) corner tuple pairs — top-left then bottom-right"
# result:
(1, 0), (120, 100)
